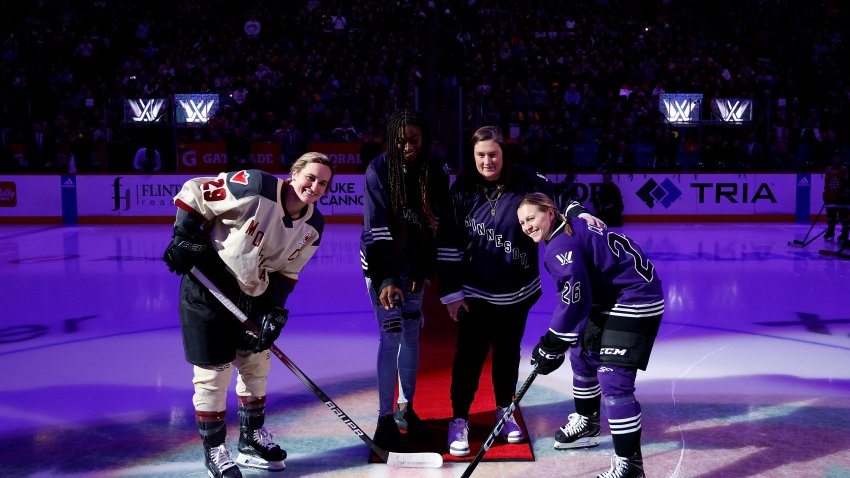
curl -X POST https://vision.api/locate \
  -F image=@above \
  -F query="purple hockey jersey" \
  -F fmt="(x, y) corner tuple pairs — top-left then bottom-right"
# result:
(542, 218), (664, 345)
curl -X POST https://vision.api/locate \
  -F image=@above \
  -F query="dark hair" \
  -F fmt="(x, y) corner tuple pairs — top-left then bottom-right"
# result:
(470, 125), (504, 148)
(385, 109), (437, 234)
(461, 125), (512, 186)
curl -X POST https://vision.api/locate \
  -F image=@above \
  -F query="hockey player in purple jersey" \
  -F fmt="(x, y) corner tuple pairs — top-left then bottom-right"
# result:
(163, 153), (334, 478)
(517, 192), (663, 478)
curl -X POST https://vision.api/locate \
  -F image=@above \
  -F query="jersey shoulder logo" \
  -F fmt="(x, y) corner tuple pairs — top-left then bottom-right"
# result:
(230, 170), (250, 185)
(556, 250), (573, 265)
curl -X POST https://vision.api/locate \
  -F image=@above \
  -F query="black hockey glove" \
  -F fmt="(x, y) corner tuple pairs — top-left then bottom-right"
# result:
(253, 307), (288, 352)
(163, 233), (209, 274)
(531, 331), (571, 375)
(238, 329), (260, 352)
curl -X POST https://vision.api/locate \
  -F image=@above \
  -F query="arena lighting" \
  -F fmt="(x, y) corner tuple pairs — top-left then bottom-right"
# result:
(711, 98), (753, 123)
(126, 98), (168, 123)
(174, 93), (219, 126)
(659, 93), (703, 124)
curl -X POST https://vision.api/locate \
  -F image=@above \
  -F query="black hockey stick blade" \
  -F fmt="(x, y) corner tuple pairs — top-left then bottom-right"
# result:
(190, 268), (443, 469)
(459, 369), (539, 478)
(790, 229), (826, 247)
(818, 249), (850, 259)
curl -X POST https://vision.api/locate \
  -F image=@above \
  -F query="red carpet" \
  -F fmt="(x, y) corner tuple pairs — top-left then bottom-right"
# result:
(370, 286), (535, 463)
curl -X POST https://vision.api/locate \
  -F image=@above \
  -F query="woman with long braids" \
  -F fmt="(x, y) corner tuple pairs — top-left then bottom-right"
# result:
(360, 109), (450, 451)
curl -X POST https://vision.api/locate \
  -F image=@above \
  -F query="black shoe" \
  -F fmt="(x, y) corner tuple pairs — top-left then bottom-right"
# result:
(204, 443), (243, 478)
(236, 427), (286, 471)
(395, 407), (432, 439)
(373, 414), (409, 452)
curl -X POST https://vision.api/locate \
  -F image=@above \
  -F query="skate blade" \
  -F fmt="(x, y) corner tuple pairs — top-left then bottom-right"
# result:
(554, 436), (600, 449)
(236, 453), (286, 471)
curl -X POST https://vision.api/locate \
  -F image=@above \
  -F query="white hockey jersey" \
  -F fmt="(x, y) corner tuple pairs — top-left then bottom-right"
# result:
(173, 169), (324, 297)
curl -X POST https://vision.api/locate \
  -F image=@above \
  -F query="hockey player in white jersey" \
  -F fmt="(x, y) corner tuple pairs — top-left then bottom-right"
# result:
(163, 153), (334, 478)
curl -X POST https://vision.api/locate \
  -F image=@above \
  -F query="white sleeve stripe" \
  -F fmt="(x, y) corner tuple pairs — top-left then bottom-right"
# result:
(548, 329), (579, 341)
(462, 276), (541, 299)
(437, 251), (463, 258)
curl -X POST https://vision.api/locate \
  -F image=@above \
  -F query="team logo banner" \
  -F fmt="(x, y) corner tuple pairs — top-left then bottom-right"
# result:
(175, 94), (219, 126)
(711, 98), (753, 123)
(659, 93), (703, 124)
(126, 98), (169, 123)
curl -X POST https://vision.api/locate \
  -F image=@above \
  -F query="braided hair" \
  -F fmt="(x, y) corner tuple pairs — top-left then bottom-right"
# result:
(385, 109), (438, 235)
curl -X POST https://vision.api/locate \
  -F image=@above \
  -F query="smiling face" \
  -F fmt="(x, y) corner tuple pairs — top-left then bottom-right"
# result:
(289, 162), (333, 206)
(517, 203), (555, 243)
(474, 139), (503, 181)
(398, 124), (423, 165)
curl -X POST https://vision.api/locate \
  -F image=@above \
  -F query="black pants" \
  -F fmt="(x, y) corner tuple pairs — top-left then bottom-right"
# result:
(826, 205), (849, 236)
(450, 291), (540, 418)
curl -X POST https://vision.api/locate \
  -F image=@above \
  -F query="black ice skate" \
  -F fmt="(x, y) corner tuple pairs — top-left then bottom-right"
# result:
(373, 414), (410, 452)
(204, 443), (243, 478)
(597, 452), (645, 478)
(395, 405), (432, 439)
(236, 426), (286, 471)
(554, 412), (601, 449)
(825, 227), (835, 240)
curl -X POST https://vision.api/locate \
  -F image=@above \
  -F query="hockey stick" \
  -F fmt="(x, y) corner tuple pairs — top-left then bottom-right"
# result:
(818, 248), (850, 259)
(459, 369), (539, 478)
(189, 267), (443, 469)
(789, 203), (825, 247)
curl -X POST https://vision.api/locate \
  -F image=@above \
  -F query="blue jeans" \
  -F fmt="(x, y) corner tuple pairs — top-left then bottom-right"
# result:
(365, 276), (424, 416)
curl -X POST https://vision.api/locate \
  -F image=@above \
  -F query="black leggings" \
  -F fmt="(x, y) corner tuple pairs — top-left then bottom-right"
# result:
(826, 205), (849, 235)
(450, 292), (540, 418)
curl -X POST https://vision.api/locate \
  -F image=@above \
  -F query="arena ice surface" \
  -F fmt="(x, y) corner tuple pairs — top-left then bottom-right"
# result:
(0, 223), (848, 477)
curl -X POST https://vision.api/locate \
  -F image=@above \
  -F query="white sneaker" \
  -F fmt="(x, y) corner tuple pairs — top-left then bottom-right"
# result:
(447, 418), (470, 456)
(495, 406), (523, 443)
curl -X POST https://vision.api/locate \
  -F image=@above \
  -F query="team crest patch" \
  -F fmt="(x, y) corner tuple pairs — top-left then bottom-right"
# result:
(556, 250), (573, 265)
(230, 170), (250, 185)
(298, 232), (312, 247)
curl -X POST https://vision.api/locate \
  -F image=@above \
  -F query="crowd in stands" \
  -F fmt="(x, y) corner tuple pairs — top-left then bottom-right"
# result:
(0, 0), (847, 174)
